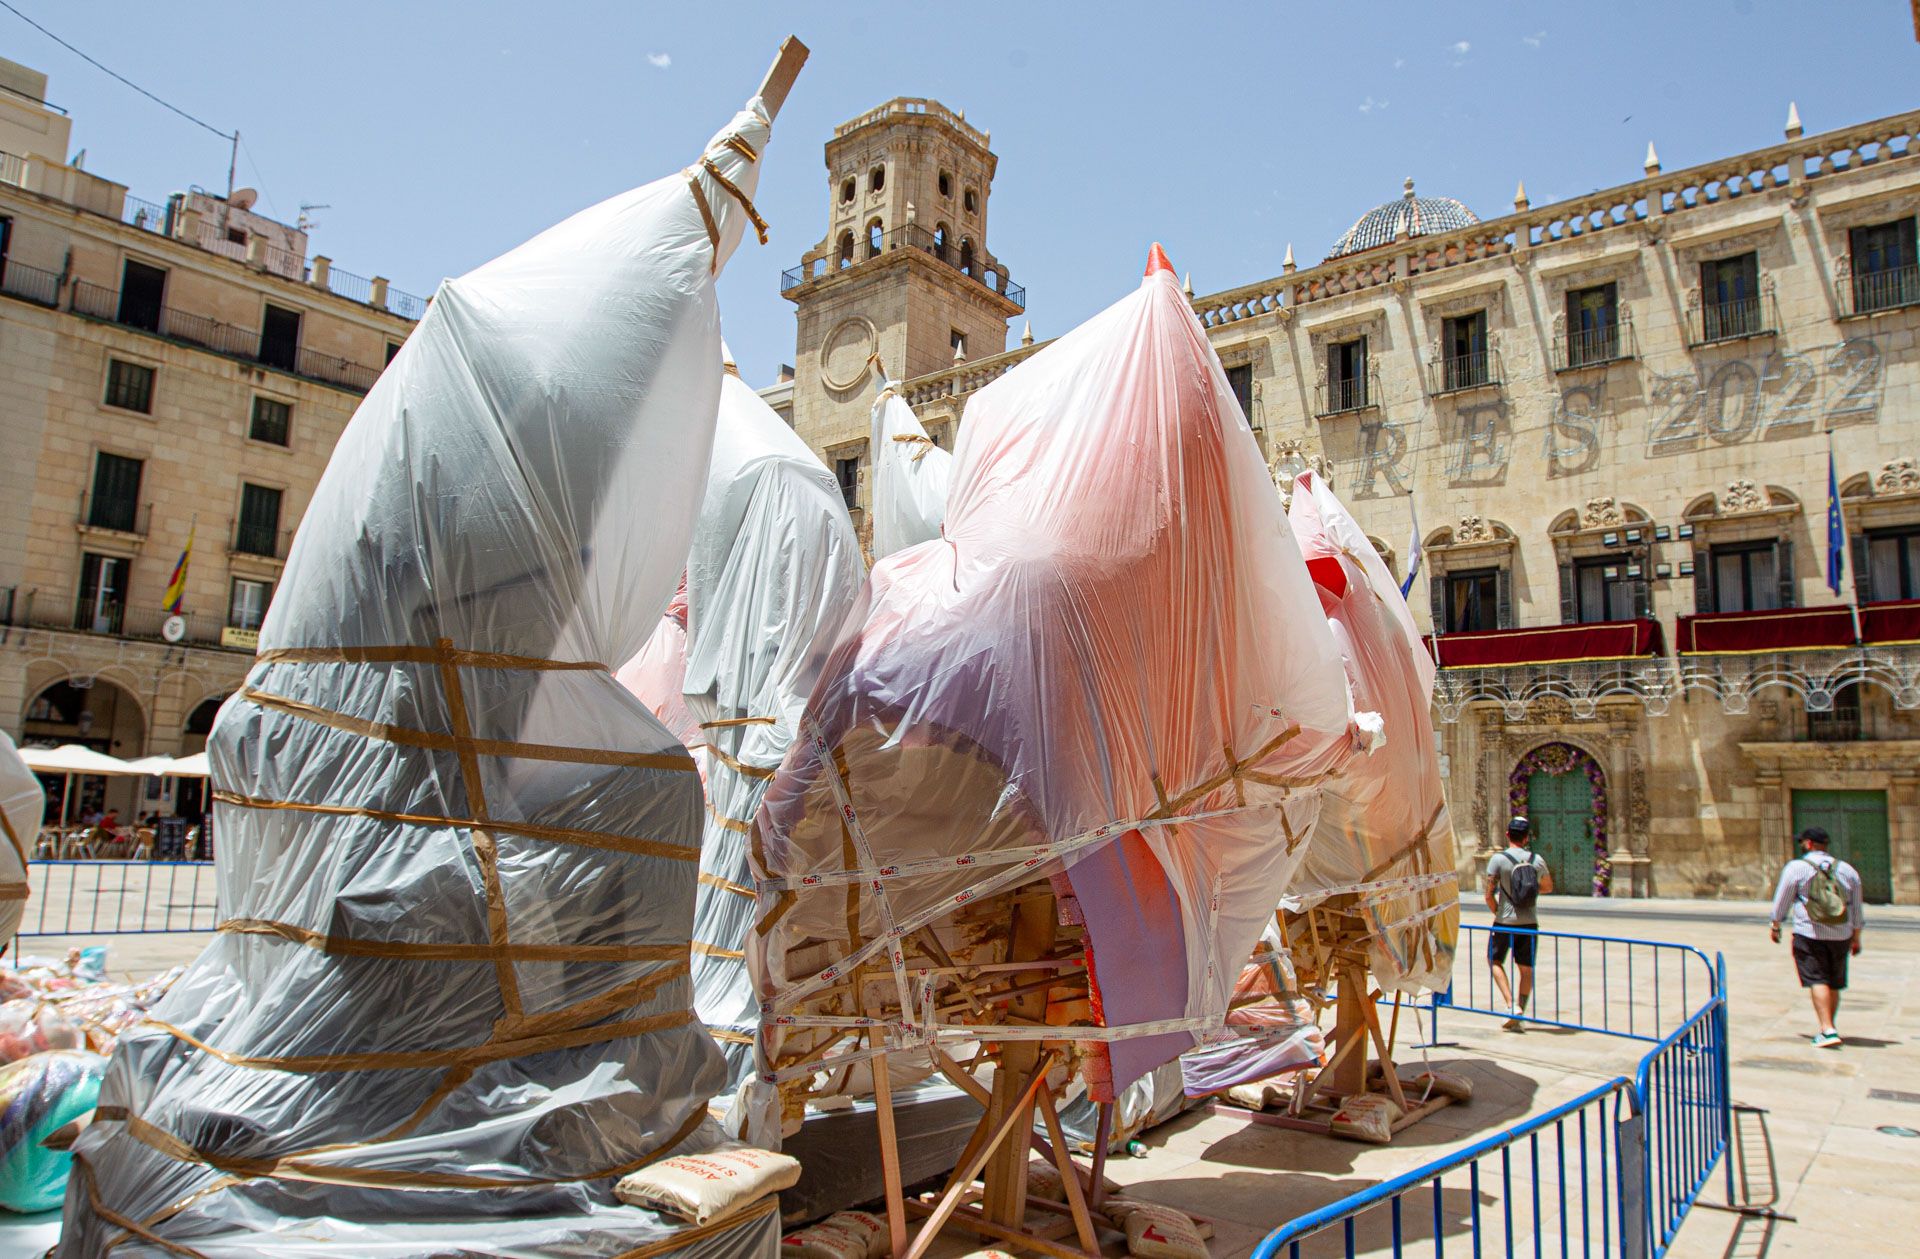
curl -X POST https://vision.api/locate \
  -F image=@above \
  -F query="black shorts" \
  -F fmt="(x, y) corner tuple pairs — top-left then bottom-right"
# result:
(1792, 935), (1850, 990)
(1488, 927), (1537, 967)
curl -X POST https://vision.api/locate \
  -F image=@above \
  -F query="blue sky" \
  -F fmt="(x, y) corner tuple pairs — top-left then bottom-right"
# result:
(7, 2), (1917, 383)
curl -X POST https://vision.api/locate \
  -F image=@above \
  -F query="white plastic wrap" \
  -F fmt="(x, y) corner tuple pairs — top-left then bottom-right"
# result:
(0, 732), (44, 945)
(58, 81), (793, 1257)
(647, 356), (862, 1088)
(619, 576), (704, 757)
(867, 387), (950, 560)
(747, 247), (1364, 1119)
(1284, 472), (1457, 993)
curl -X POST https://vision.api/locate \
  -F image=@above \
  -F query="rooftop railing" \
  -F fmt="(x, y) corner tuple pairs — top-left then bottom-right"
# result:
(782, 223), (1024, 308)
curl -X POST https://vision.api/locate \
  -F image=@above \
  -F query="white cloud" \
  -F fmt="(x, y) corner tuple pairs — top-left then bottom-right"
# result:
(1450, 40), (1471, 54)
(1523, 30), (1547, 48)
(1358, 96), (1390, 114)
(647, 52), (672, 69)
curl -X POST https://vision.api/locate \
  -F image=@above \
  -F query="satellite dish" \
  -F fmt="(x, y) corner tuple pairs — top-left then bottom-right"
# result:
(229, 187), (258, 211)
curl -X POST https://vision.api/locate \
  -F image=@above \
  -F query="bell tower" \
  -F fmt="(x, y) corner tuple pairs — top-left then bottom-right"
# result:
(782, 98), (1023, 521)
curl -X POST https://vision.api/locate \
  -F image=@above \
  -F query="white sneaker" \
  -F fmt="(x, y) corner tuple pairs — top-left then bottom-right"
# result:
(1502, 1008), (1523, 1030)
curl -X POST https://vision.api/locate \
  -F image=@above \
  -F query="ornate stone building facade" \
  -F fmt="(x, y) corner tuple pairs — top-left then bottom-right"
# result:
(776, 98), (1920, 903)
(0, 57), (420, 820)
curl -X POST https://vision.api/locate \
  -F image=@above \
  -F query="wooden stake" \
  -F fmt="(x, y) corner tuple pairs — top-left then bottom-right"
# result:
(871, 1050), (911, 1259)
(1327, 960), (1369, 1097)
(982, 890), (1057, 1230)
(1087, 1101), (1113, 1210)
(754, 37), (809, 120)
(1034, 1081), (1099, 1254)
(902, 1051), (1060, 1259)
(904, 1201), (1102, 1259)
(1361, 996), (1409, 1114)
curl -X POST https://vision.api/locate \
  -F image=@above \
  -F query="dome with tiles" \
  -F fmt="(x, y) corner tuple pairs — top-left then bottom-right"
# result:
(1328, 178), (1480, 259)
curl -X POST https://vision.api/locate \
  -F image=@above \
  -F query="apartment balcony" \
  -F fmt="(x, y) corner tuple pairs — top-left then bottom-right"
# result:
(75, 492), (151, 543)
(69, 280), (382, 392)
(781, 224), (1025, 309)
(1313, 362), (1379, 417)
(228, 520), (292, 563)
(1684, 287), (1780, 348)
(0, 258), (61, 307)
(5, 588), (241, 651)
(1424, 347), (1503, 397)
(1675, 602), (1920, 714)
(1425, 618), (1671, 721)
(1552, 309), (1638, 372)
(1836, 263), (1920, 318)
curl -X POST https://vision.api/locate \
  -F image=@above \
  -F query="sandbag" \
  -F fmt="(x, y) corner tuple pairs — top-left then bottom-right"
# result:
(1328, 1092), (1401, 1145)
(614, 1145), (801, 1225)
(1122, 1202), (1209, 1259)
(0, 1050), (104, 1213)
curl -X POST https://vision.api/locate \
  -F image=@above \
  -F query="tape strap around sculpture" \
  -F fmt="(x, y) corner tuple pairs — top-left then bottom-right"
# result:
(238, 685), (698, 774)
(212, 789), (699, 863)
(218, 916), (690, 964)
(1288, 870), (1459, 908)
(255, 645), (609, 672)
(0, 806), (23, 868)
(692, 742), (777, 780)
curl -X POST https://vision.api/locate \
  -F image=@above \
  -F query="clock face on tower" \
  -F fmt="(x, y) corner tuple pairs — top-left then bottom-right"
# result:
(821, 316), (879, 393)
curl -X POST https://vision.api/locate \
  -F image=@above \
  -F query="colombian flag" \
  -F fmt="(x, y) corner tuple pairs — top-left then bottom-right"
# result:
(163, 522), (193, 613)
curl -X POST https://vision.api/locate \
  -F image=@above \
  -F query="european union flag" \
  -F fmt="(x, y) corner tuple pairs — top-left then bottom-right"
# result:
(1826, 448), (1845, 598)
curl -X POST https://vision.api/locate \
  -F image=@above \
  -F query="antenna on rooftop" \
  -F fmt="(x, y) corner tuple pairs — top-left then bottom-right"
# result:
(298, 203), (330, 232)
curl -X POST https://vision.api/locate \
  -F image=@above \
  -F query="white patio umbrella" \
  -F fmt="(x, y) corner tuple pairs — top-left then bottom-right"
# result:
(122, 755), (178, 776)
(166, 752), (209, 778)
(17, 743), (140, 830)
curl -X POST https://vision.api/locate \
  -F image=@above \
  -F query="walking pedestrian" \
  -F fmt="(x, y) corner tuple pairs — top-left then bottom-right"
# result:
(1768, 826), (1864, 1049)
(1486, 816), (1553, 1030)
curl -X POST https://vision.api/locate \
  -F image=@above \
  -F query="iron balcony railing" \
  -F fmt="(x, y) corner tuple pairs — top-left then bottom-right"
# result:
(122, 195), (175, 236)
(230, 519), (291, 560)
(1839, 263), (1920, 317)
(1426, 347), (1503, 395)
(781, 223), (1025, 308)
(8, 589), (238, 649)
(1314, 360), (1379, 417)
(77, 491), (151, 538)
(1685, 289), (1779, 347)
(70, 280), (384, 393)
(1554, 308), (1638, 371)
(0, 258), (62, 307)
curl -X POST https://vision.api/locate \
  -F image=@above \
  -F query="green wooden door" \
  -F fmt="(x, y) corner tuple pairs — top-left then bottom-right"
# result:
(1791, 789), (1892, 904)
(1526, 769), (1595, 896)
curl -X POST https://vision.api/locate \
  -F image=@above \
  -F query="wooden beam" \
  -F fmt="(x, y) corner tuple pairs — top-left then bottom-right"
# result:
(754, 37), (809, 121)
(871, 1051), (911, 1259)
(902, 1051), (1060, 1259)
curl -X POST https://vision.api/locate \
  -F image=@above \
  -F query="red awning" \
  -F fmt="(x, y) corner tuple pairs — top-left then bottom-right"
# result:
(1426, 618), (1663, 668)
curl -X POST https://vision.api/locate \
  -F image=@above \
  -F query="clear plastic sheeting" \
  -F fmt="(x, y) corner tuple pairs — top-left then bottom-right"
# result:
(747, 247), (1366, 1124)
(867, 386), (950, 560)
(644, 355), (861, 1090)
(1283, 472), (1457, 993)
(619, 576), (704, 757)
(0, 732), (45, 946)
(58, 81), (793, 1258)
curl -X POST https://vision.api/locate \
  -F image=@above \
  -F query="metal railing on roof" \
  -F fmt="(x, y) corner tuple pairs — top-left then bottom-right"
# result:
(122, 196), (174, 236)
(781, 224), (1024, 308)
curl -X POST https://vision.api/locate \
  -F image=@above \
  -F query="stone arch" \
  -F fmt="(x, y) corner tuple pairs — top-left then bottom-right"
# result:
(837, 231), (854, 267)
(23, 674), (152, 825)
(1507, 740), (1611, 896)
(865, 218), (884, 259)
(933, 223), (950, 263)
(959, 237), (975, 277)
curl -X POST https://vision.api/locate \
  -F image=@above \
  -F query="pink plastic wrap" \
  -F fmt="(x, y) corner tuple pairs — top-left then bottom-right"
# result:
(618, 575), (703, 756)
(1285, 472), (1457, 993)
(747, 248), (1363, 1116)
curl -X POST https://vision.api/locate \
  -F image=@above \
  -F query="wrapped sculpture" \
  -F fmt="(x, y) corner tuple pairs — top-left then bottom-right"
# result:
(745, 246), (1366, 1148)
(0, 732), (44, 946)
(867, 381), (951, 560)
(58, 42), (807, 1257)
(1282, 471), (1457, 996)
(619, 576), (703, 757)
(633, 348), (862, 1090)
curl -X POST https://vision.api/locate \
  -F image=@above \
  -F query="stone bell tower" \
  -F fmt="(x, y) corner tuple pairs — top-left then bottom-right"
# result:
(781, 98), (1024, 521)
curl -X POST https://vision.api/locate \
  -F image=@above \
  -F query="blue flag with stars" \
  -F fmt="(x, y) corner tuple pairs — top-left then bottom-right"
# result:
(1826, 448), (1845, 598)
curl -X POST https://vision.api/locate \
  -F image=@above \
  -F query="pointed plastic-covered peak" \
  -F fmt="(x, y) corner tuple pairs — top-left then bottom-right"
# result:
(1020, 320), (1033, 347)
(1513, 179), (1529, 210)
(1182, 271), (1194, 298)
(1644, 141), (1660, 174)
(1144, 242), (1175, 278)
(1785, 101), (1803, 139)
(721, 340), (739, 375)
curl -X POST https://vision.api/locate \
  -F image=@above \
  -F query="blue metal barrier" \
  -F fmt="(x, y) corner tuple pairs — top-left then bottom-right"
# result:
(15, 859), (220, 937)
(1260, 925), (1731, 1259)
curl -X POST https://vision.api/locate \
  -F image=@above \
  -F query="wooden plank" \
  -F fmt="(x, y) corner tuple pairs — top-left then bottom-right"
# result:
(982, 889), (1057, 1229)
(755, 37), (809, 120)
(904, 1201), (1104, 1259)
(1033, 1081), (1099, 1255)
(1087, 1102), (1113, 1210)
(902, 1050), (1059, 1259)
(871, 1050), (911, 1259)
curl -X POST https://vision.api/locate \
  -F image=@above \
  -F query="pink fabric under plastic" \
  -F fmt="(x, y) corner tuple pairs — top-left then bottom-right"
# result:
(618, 576), (701, 756)
(750, 252), (1363, 1102)
(1286, 472), (1457, 993)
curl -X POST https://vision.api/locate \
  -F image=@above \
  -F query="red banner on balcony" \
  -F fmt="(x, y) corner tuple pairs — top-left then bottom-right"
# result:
(1674, 606), (1855, 654)
(1425, 618), (1663, 668)
(1862, 598), (1920, 645)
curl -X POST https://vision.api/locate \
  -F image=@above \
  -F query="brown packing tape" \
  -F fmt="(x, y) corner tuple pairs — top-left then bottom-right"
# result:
(213, 789), (698, 863)
(699, 871), (755, 899)
(254, 645), (608, 672)
(0, 807), (24, 869)
(692, 939), (745, 961)
(77, 1155), (212, 1259)
(703, 800), (753, 835)
(0, 881), (27, 900)
(693, 742), (777, 780)
(699, 159), (769, 244)
(721, 135), (760, 163)
(699, 715), (776, 730)
(219, 917), (690, 964)
(685, 170), (722, 269)
(238, 685), (698, 773)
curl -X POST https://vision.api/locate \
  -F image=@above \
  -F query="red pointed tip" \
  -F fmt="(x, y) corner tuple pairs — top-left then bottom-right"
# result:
(1144, 243), (1175, 277)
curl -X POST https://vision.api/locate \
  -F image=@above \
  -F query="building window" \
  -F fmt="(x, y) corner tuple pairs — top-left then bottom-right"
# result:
(1700, 253), (1762, 341)
(87, 452), (143, 533)
(117, 259), (166, 332)
(959, 238), (975, 277)
(869, 165), (885, 193)
(938, 171), (952, 199)
(228, 577), (272, 631)
(1325, 337), (1368, 413)
(1444, 567), (1502, 633)
(1862, 526), (1920, 602)
(933, 225), (950, 263)
(226, 226), (247, 246)
(75, 553), (130, 634)
(258, 304), (301, 371)
(1848, 217), (1918, 314)
(964, 187), (978, 215)
(1709, 540), (1786, 613)
(234, 483), (283, 557)
(1565, 283), (1621, 367)
(950, 329), (967, 359)
(1441, 311), (1489, 391)
(249, 397), (291, 446)
(1572, 557), (1639, 623)
(837, 231), (855, 267)
(385, 342), (402, 365)
(834, 456), (860, 511)
(104, 359), (155, 413)
(840, 177), (855, 204)
(1225, 363), (1254, 419)
(866, 220), (884, 259)
(1807, 682), (1863, 742)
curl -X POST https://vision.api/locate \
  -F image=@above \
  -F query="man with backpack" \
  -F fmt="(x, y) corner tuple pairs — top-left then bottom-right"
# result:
(1486, 816), (1553, 1030)
(1769, 826), (1865, 1049)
